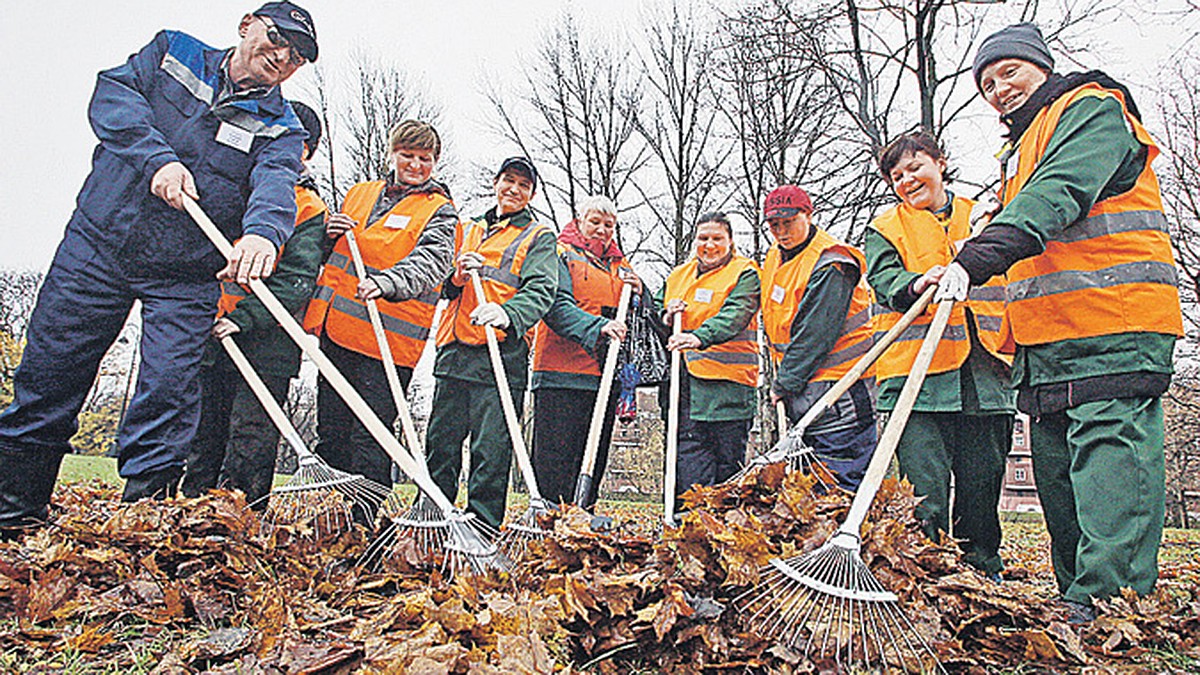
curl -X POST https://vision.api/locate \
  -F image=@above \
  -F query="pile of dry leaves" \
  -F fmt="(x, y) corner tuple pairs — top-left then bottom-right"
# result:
(1, 464), (1197, 673)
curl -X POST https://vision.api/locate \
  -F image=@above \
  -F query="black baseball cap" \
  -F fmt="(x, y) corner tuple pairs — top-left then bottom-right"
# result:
(254, 1), (318, 62)
(289, 100), (321, 159)
(496, 156), (538, 186)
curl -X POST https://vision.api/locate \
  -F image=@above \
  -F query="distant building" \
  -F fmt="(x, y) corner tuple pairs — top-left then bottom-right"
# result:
(999, 413), (1041, 513)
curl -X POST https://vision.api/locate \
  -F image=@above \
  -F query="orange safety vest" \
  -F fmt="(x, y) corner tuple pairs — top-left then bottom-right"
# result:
(999, 83), (1182, 346)
(301, 181), (448, 367)
(761, 229), (875, 383)
(532, 243), (630, 378)
(436, 215), (553, 347)
(218, 184), (328, 317)
(663, 256), (760, 387)
(870, 197), (1012, 381)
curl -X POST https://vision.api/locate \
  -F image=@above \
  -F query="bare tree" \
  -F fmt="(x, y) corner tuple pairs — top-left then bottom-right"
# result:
(303, 49), (446, 208)
(1158, 58), (1200, 339)
(714, 1), (843, 260)
(631, 1), (732, 269)
(484, 11), (647, 228)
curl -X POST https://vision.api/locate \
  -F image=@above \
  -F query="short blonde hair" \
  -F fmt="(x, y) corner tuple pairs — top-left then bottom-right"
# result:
(389, 120), (441, 158)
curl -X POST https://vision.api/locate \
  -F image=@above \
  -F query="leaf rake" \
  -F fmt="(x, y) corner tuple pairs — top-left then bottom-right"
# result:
(736, 298), (954, 674)
(726, 286), (936, 488)
(221, 336), (393, 538)
(186, 197), (507, 578)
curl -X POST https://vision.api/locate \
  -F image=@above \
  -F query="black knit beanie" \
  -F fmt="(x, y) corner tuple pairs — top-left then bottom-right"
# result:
(972, 23), (1054, 89)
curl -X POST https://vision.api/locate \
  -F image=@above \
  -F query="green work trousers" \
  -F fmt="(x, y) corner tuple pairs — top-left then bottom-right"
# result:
(425, 375), (523, 529)
(894, 411), (1010, 574)
(1030, 397), (1165, 605)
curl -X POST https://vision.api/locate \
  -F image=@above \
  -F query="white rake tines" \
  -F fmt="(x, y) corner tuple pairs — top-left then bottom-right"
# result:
(257, 458), (394, 538)
(359, 504), (509, 578)
(737, 534), (945, 674)
(726, 444), (840, 491)
(496, 500), (554, 561)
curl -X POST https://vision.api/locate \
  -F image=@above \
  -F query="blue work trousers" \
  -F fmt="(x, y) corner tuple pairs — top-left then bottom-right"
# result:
(0, 221), (218, 479)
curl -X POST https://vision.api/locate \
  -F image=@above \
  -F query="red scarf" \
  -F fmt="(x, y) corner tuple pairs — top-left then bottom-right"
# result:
(558, 219), (624, 263)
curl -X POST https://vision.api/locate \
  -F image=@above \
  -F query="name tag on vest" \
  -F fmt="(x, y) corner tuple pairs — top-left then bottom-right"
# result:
(771, 284), (786, 303)
(383, 214), (411, 230)
(215, 122), (253, 153)
(694, 288), (714, 303)
(1005, 148), (1019, 181)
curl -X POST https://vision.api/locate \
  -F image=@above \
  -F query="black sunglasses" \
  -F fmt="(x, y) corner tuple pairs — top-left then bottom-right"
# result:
(255, 16), (306, 66)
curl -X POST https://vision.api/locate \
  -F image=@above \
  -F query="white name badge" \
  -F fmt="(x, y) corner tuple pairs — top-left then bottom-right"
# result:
(693, 288), (714, 303)
(383, 214), (411, 230)
(1005, 148), (1019, 179)
(771, 284), (786, 303)
(215, 122), (253, 153)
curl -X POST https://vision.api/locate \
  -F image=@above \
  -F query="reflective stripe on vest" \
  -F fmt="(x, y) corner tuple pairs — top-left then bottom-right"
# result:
(663, 256), (760, 387)
(761, 229), (875, 383)
(301, 181), (447, 367)
(218, 185), (327, 318)
(999, 83), (1182, 346)
(436, 216), (553, 347)
(532, 241), (629, 378)
(869, 196), (1011, 380)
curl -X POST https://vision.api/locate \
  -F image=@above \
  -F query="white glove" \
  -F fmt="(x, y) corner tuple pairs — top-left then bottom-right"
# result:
(457, 251), (485, 273)
(969, 193), (1002, 236)
(934, 262), (970, 302)
(471, 302), (510, 329)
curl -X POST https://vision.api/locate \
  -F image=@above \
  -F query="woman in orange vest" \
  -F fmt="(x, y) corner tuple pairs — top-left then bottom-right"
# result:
(301, 120), (458, 489)
(947, 24), (1182, 622)
(656, 212), (760, 504)
(530, 195), (643, 507)
(761, 186), (877, 491)
(424, 157), (559, 529)
(866, 131), (1013, 578)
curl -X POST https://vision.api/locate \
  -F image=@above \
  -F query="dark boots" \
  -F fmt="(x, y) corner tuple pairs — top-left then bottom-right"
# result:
(0, 447), (65, 539)
(121, 465), (183, 502)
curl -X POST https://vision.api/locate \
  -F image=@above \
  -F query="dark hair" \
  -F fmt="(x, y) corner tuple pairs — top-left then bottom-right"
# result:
(878, 130), (957, 184)
(696, 211), (733, 238)
(289, 100), (322, 160)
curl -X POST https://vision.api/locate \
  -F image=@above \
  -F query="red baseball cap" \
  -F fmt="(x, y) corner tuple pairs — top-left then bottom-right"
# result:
(763, 185), (812, 219)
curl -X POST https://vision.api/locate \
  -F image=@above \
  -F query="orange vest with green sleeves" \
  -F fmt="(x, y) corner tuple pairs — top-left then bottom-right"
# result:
(999, 83), (1182, 346)
(218, 184), (328, 317)
(436, 216), (552, 347)
(870, 197), (1011, 381)
(301, 181), (447, 367)
(663, 256), (760, 387)
(761, 229), (875, 383)
(532, 243), (630, 378)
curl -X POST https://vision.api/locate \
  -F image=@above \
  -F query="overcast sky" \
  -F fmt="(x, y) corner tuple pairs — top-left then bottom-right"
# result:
(1, 1), (1196, 273)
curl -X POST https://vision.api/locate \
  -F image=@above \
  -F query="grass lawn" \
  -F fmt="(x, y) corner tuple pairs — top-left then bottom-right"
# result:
(58, 453), (120, 485)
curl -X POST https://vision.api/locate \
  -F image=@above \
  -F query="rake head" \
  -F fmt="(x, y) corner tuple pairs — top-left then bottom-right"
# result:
(256, 456), (394, 538)
(725, 440), (840, 490)
(496, 497), (555, 560)
(736, 532), (944, 673)
(359, 499), (509, 579)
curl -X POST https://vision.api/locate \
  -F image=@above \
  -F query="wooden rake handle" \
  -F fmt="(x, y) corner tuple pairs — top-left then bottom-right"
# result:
(840, 298), (955, 535)
(467, 270), (546, 505)
(663, 312), (683, 527)
(792, 285), (936, 434)
(572, 282), (632, 507)
(344, 230), (425, 460)
(219, 335), (313, 464)
(183, 196), (457, 516)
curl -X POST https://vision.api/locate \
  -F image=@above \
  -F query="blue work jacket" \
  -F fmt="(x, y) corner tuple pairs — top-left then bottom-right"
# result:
(74, 30), (304, 280)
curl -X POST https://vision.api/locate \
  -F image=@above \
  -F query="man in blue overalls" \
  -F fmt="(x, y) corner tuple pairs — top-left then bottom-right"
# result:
(0, 2), (318, 534)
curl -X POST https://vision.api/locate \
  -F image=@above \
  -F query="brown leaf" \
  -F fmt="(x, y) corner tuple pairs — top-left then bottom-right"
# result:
(65, 624), (115, 653)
